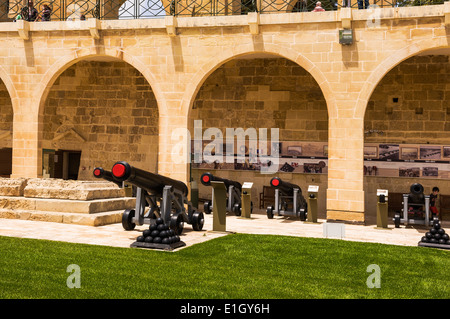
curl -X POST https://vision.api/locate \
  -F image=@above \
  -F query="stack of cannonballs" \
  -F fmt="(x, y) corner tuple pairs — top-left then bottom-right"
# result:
(419, 218), (450, 249)
(135, 217), (182, 246)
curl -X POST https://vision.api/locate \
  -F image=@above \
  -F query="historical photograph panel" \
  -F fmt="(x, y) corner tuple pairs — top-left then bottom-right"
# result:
(400, 147), (418, 160)
(379, 144), (400, 161)
(420, 146), (441, 160)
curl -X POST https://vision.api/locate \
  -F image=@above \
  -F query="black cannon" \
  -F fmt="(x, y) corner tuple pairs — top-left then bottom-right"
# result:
(394, 183), (430, 228)
(266, 177), (307, 220)
(200, 172), (252, 216)
(97, 161), (204, 234)
(93, 167), (122, 187)
(408, 183), (425, 204)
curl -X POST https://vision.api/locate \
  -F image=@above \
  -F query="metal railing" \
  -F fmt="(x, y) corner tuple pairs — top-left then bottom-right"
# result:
(0, 0), (445, 21)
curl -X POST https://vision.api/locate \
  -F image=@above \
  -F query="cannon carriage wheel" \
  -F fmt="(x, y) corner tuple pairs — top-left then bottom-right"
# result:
(204, 201), (212, 214)
(170, 213), (184, 235)
(394, 214), (401, 228)
(299, 210), (307, 221)
(266, 206), (274, 219)
(233, 203), (242, 216)
(122, 209), (136, 230)
(191, 211), (204, 231)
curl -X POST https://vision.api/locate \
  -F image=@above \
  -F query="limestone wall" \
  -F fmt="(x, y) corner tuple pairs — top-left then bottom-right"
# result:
(42, 61), (159, 180)
(190, 58), (328, 141)
(365, 55), (450, 145)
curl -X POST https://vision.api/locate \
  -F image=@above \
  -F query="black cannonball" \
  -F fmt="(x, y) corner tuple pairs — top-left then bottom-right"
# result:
(156, 217), (164, 225)
(439, 239), (446, 244)
(145, 236), (153, 243)
(136, 236), (145, 242)
(168, 229), (175, 236)
(151, 230), (160, 238)
(159, 230), (168, 238)
(157, 224), (167, 231)
(421, 236), (428, 243)
(434, 233), (441, 240)
(438, 228), (445, 235)
(162, 237), (170, 245)
(143, 229), (152, 237)
(174, 235), (180, 242)
(429, 238), (438, 243)
(150, 224), (158, 231)
(426, 232), (432, 239)
(430, 228), (437, 235)
(442, 234), (449, 241)
(153, 237), (162, 244)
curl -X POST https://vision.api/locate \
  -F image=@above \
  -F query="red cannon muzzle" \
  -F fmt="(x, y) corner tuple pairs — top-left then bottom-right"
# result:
(112, 163), (128, 179)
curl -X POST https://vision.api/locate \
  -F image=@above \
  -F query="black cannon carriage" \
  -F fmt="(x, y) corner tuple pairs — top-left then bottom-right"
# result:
(200, 172), (252, 216)
(94, 162), (204, 234)
(266, 177), (308, 220)
(394, 183), (431, 228)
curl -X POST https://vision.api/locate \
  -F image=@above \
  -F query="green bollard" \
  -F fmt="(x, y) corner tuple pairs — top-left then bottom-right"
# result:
(376, 189), (389, 229)
(307, 185), (319, 223)
(123, 182), (133, 197)
(211, 181), (227, 232)
(241, 182), (253, 219)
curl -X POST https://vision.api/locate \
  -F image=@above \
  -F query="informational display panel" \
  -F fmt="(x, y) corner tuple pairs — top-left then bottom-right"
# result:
(191, 140), (450, 179)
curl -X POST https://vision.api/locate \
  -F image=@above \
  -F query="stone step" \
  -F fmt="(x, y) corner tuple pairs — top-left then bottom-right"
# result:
(0, 196), (135, 214)
(0, 208), (124, 226)
(23, 179), (125, 200)
(0, 178), (126, 200)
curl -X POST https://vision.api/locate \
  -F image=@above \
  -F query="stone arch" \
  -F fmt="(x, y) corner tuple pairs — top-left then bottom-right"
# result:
(183, 45), (334, 119)
(355, 38), (450, 120)
(37, 48), (162, 179)
(0, 65), (18, 114)
(186, 46), (331, 216)
(36, 47), (165, 117)
(0, 65), (16, 177)
(360, 39), (450, 222)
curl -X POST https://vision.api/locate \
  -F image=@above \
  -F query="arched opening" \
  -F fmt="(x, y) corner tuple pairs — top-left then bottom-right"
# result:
(188, 53), (329, 217)
(41, 57), (159, 181)
(0, 79), (13, 177)
(364, 48), (450, 223)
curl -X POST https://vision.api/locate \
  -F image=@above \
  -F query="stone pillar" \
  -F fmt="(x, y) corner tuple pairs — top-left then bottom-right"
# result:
(11, 101), (41, 178)
(158, 89), (190, 186)
(326, 116), (365, 223)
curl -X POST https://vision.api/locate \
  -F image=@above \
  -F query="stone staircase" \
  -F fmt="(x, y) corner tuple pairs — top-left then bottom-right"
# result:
(0, 177), (135, 226)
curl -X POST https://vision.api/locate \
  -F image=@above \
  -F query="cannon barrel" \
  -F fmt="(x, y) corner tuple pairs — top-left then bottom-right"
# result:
(408, 183), (425, 204)
(200, 172), (242, 191)
(93, 167), (122, 187)
(269, 177), (301, 196)
(111, 161), (189, 196)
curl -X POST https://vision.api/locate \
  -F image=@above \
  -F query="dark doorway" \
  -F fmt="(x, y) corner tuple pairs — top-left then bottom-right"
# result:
(42, 149), (81, 180)
(67, 151), (81, 180)
(0, 147), (12, 177)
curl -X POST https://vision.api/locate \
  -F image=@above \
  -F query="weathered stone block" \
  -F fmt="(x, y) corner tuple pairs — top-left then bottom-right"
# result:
(23, 178), (125, 200)
(0, 178), (28, 196)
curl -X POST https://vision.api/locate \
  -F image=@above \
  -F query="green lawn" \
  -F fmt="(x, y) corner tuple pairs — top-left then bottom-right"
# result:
(0, 233), (449, 299)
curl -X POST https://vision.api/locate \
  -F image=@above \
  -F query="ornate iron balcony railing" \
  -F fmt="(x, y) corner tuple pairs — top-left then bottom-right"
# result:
(0, 0), (445, 21)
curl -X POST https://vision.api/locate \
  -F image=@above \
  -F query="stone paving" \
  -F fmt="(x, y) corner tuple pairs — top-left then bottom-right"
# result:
(1, 210), (444, 251)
